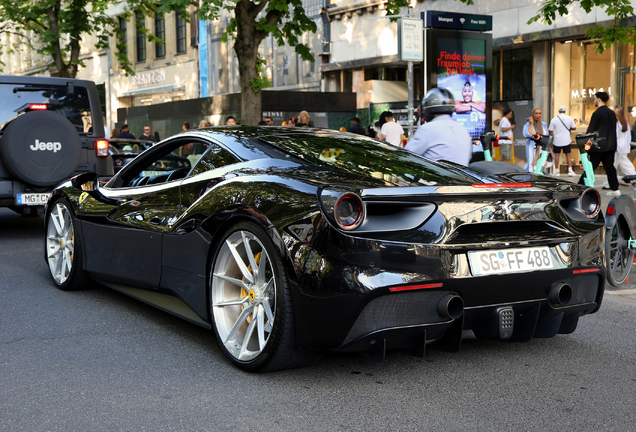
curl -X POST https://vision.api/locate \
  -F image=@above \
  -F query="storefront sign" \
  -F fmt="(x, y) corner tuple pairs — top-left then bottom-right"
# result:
(131, 70), (166, 86)
(571, 87), (611, 99)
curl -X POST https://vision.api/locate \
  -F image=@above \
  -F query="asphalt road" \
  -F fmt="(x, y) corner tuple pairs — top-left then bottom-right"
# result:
(1, 207), (636, 431)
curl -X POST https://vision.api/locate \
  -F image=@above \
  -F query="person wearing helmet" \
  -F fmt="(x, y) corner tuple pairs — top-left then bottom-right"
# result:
(404, 87), (472, 166)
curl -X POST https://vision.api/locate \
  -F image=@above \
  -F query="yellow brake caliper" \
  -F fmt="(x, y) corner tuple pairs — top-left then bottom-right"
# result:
(241, 252), (262, 324)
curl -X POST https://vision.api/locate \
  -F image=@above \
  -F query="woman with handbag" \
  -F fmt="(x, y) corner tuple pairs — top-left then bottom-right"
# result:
(522, 108), (547, 172)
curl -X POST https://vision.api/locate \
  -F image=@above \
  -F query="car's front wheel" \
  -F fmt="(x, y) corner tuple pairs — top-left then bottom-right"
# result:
(210, 221), (319, 372)
(45, 200), (88, 291)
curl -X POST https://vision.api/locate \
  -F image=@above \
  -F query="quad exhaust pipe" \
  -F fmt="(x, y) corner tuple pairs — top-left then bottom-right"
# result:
(438, 294), (464, 320)
(549, 282), (573, 306)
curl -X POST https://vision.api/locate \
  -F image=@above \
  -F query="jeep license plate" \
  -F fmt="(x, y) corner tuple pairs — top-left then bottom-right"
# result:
(16, 193), (51, 206)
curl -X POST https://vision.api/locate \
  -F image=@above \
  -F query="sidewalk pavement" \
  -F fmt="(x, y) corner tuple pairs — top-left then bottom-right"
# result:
(605, 289), (636, 300)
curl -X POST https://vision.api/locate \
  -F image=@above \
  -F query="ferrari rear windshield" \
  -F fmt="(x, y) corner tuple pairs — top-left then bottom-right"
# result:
(258, 132), (474, 186)
(0, 84), (93, 133)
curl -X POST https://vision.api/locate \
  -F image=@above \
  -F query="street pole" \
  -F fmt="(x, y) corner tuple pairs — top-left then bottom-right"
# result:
(381, 8), (420, 141)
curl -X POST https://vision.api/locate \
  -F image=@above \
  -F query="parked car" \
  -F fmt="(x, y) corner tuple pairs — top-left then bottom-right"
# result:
(44, 127), (623, 371)
(0, 75), (112, 216)
(109, 138), (154, 172)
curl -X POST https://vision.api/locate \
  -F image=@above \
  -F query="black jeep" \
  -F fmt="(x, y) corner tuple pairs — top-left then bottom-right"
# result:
(0, 75), (113, 216)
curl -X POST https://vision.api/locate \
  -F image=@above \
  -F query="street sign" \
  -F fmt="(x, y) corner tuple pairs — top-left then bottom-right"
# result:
(398, 18), (423, 62)
(422, 11), (492, 32)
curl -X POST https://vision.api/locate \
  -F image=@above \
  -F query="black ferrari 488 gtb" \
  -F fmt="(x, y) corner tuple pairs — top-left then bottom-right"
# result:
(44, 127), (618, 371)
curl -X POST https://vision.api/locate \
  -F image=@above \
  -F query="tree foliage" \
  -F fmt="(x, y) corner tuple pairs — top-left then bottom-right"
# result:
(0, 0), (190, 77)
(528, 0), (636, 52)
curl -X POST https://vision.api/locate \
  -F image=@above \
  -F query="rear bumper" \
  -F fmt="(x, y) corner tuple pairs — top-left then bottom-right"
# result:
(290, 226), (605, 352)
(337, 271), (602, 354)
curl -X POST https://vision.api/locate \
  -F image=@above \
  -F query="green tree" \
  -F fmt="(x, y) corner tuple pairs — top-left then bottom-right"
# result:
(528, 0), (636, 53)
(0, 0), (183, 77)
(198, 0), (317, 125)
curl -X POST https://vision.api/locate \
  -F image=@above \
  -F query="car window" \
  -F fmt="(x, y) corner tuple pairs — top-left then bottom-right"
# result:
(258, 133), (475, 186)
(190, 143), (239, 176)
(117, 142), (204, 188)
(110, 140), (152, 154)
(0, 83), (93, 133)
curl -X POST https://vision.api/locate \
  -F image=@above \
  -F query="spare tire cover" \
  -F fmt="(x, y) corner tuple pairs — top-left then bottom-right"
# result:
(0, 110), (82, 187)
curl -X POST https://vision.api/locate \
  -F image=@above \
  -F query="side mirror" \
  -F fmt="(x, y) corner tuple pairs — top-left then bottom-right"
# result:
(71, 172), (120, 206)
(71, 172), (99, 191)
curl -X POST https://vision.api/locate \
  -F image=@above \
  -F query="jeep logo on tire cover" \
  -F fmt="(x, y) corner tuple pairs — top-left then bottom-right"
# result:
(30, 139), (62, 153)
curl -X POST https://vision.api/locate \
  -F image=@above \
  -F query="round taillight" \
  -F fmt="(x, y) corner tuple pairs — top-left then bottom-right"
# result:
(334, 193), (365, 230)
(580, 188), (600, 218)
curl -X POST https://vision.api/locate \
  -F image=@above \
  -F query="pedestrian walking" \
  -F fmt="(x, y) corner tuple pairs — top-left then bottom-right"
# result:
(603, 105), (635, 188)
(548, 106), (577, 176)
(349, 117), (365, 135)
(581, 91), (619, 196)
(405, 88), (472, 166)
(296, 111), (313, 127)
(375, 111), (390, 139)
(225, 116), (236, 125)
(379, 112), (404, 147)
(522, 108), (547, 172)
(115, 124), (136, 139)
(139, 125), (158, 142)
(498, 109), (515, 163)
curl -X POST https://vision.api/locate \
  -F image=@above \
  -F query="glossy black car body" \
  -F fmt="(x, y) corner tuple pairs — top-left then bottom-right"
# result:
(45, 127), (608, 371)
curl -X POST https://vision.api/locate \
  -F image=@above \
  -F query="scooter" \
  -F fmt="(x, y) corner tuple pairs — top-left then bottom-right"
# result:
(532, 134), (553, 176)
(574, 132), (597, 187)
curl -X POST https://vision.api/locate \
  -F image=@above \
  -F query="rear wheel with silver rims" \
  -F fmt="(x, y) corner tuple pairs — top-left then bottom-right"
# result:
(46, 200), (88, 291)
(605, 217), (634, 287)
(210, 221), (321, 372)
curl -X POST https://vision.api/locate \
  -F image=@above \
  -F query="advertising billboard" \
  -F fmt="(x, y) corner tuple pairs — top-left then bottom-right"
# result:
(426, 29), (492, 139)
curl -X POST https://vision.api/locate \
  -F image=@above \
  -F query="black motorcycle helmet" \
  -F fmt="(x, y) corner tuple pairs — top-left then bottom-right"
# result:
(422, 87), (455, 122)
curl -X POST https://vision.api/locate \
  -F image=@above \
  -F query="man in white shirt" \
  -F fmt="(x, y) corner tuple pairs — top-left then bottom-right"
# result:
(549, 106), (577, 176)
(405, 88), (472, 166)
(380, 112), (405, 147)
(498, 109), (515, 163)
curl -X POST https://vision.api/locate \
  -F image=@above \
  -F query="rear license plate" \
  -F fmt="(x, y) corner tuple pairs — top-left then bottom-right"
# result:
(468, 246), (554, 276)
(16, 193), (51, 206)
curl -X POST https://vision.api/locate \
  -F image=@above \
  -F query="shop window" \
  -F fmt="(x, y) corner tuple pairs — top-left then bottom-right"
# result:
(176, 12), (187, 54)
(155, 13), (165, 59)
(343, 70), (353, 92)
(492, 47), (532, 101)
(552, 41), (612, 129)
(136, 12), (146, 63)
(118, 17), (127, 54)
(364, 67), (407, 82)
(620, 43), (636, 115)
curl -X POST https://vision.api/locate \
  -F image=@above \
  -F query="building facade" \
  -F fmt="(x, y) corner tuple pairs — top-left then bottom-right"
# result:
(107, 5), (199, 139)
(0, 5), (199, 138)
(321, 0), (633, 130)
